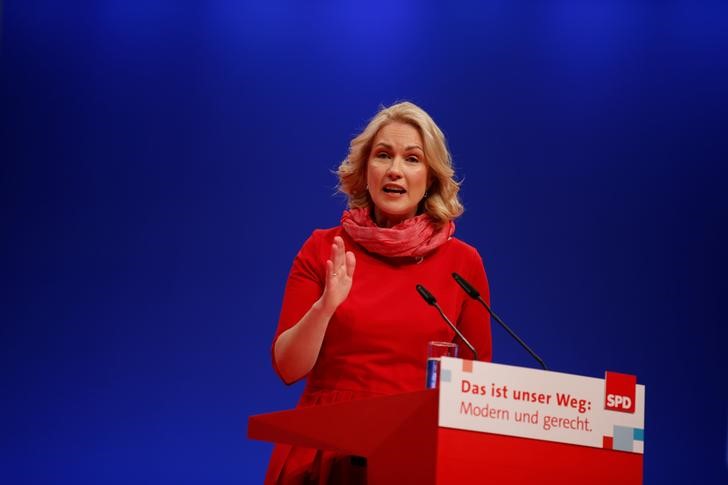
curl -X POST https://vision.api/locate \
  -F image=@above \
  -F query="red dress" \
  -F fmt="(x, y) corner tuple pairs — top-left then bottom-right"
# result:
(266, 226), (492, 484)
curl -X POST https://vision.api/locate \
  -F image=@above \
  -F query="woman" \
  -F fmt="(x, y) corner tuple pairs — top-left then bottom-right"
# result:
(266, 101), (492, 484)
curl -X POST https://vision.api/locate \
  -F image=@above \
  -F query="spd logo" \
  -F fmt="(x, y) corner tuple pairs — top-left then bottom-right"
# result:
(604, 371), (636, 413)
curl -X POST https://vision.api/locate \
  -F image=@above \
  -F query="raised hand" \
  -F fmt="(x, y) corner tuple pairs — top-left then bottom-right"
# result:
(273, 236), (357, 383)
(321, 236), (356, 314)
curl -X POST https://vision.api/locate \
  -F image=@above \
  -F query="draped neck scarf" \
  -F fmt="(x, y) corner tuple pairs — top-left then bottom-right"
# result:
(341, 207), (455, 259)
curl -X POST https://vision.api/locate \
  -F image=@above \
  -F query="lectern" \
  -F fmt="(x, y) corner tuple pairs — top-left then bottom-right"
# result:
(248, 359), (644, 484)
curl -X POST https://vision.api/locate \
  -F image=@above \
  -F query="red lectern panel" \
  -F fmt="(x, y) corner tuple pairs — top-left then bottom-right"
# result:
(436, 427), (642, 485)
(249, 390), (438, 484)
(248, 389), (642, 484)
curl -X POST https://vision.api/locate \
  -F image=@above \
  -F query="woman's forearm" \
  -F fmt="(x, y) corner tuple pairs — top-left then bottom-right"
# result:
(273, 297), (335, 384)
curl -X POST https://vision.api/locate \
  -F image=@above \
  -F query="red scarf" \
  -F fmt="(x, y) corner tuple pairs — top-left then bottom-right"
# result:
(341, 208), (455, 259)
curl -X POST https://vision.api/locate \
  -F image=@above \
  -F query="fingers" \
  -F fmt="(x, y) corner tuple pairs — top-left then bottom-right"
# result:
(330, 236), (345, 274)
(345, 251), (356, 277)
(328, 236), (356, 281)
(322, 238), (355, 314)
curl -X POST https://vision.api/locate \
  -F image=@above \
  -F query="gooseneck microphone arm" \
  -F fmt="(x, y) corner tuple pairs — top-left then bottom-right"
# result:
(416, 284), (478, 361)
(452, 273), (548, 370)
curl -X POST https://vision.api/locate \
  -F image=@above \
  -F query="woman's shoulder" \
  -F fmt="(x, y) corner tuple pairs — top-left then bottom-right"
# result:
(296, 225), (344, 255)
(440, 236), (489, 282)
(445, 236), (483, 260)
(310, 225), (344, 241)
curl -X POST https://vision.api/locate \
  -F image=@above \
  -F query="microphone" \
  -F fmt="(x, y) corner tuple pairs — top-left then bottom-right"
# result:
(452, 272), (548, 370)
(415, 284), (437, 305)
(416, 284), (478, 361)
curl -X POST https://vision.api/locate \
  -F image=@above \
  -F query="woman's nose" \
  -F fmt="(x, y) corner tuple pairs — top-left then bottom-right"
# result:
(385, 157), (404, 178)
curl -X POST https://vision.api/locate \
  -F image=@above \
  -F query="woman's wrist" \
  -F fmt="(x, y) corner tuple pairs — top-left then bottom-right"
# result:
(312, 296), (336, 320)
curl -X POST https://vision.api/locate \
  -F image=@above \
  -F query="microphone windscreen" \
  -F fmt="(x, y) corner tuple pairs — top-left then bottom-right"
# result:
(416, 284), (437, 305)
(452, 272), (480, 299)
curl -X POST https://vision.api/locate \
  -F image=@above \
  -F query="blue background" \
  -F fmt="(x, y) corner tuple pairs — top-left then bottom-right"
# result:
(2, 1), (727, 483)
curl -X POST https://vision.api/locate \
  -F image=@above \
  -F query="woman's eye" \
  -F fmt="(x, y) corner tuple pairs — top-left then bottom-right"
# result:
(376, 152), (390, 159)
(406, 156), (420, 163)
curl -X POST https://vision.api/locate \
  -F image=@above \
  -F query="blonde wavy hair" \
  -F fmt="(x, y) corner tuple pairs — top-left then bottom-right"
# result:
(337, 101), (464, 225)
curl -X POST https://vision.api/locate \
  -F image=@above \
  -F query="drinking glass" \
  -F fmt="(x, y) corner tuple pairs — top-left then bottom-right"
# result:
(426, 341), (459, 389)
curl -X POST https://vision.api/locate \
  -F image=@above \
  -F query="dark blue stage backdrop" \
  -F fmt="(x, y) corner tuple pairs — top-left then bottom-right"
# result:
(2, 1), (727, 484)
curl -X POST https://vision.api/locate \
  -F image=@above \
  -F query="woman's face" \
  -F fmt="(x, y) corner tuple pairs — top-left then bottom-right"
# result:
(366, 121), (430, 228)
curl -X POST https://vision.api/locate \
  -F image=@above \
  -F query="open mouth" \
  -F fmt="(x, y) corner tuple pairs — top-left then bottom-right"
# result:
(383, 185), (406, 195)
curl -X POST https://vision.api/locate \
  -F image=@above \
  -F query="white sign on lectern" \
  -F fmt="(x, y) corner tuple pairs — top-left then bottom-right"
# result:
(438, 358), (645, 453)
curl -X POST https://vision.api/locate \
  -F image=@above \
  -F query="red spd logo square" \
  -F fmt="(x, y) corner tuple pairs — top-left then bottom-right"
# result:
(604, 371), (637, 413)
